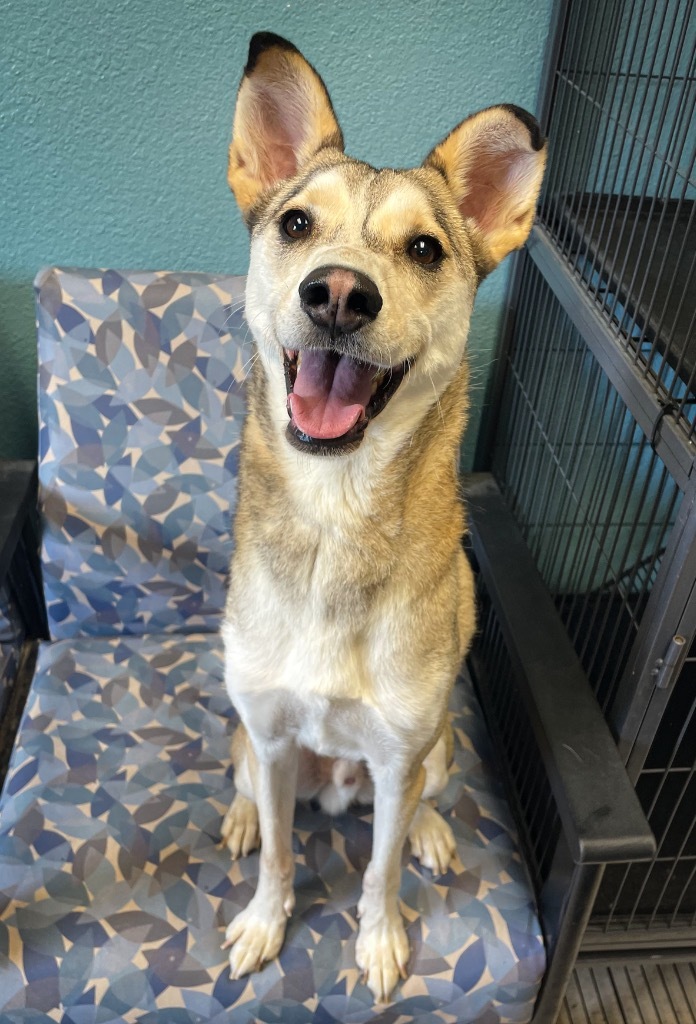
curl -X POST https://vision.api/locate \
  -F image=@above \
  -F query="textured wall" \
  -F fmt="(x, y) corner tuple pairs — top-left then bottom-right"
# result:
(1, 0), (552, 464)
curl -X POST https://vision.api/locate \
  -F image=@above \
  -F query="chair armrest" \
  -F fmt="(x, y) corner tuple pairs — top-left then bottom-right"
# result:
(0, 460), (47, 640)
(0, 461), (37, 587)
(463, 472), (655, 865)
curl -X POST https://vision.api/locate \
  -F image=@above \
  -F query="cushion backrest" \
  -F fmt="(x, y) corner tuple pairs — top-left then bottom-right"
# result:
(36, 267), (247, 639)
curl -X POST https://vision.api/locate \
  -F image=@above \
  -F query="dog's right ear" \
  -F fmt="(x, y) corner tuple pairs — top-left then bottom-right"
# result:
(228, 33), (344, 221)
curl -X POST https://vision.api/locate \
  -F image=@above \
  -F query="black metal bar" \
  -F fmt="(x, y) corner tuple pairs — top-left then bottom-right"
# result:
(522, 301), (580, 572)
(564, 408), (638, 675)
(673, 860), (696, 929)
(663, 220), (696, 400)
(650, 775), (696, 927)
(472, 252), (526, 471)
(627, 83), (696, 388)
(7, 518), (49, 642)
(578, 441), (660, 711)
(539, 0), (587, 228)
(516, 285), (573, 565)
(536, 0), (572, 136)
(603, 0), (693, 393)
(501, 260), (549, 507)
(0, 639), (38, 793)
(594, 464), (680, 717)
(543, 365), (620, 611)
(465, 472), (656, 864)
(507, 275), (567, 530)
(550, 0), (609, 258)
(0, 461), (36, 587)
(559, 0), (629, 269)
(597, 0), (684, 324)
(580, 930), (696, 956)
(533, 854), (605, 1022)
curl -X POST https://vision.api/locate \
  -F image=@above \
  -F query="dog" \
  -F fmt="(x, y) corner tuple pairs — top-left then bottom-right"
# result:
(219, 31), (546, 1003)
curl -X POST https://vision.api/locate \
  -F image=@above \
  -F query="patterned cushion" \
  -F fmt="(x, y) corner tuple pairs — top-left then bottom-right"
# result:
(0, 634), (544, 1024)
(35, 268), (248, 641)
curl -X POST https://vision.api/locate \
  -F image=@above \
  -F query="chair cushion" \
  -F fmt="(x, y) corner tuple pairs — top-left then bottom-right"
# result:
(0, 634), (544, 1023)
(36, 268), (247, 641)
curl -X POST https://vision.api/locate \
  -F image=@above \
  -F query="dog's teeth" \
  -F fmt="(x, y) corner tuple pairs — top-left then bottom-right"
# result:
(370, 372), (386, 396)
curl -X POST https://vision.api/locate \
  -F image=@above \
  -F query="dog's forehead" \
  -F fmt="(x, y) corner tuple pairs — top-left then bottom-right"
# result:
(292, 163), (449, 239)
(299, 164), (365, 222)
(365, 173), (445, 237)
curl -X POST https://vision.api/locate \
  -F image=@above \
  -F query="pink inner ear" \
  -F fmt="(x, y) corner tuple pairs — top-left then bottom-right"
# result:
(254, 80), (308, 187)
(459, 148), (529, 233)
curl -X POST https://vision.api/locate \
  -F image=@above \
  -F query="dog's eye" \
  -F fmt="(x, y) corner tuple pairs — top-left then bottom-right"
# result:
(408, 236), (443, 266)
(281, 209), (312, 239)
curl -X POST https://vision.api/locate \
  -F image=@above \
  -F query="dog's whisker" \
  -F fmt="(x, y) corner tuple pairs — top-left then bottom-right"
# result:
(241, 350), (260, 377)
(427, 370), (445, 426)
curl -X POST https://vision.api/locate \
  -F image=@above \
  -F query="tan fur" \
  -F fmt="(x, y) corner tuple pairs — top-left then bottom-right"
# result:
(230, 358), (471, 633)
(220, 33), (546, 1003)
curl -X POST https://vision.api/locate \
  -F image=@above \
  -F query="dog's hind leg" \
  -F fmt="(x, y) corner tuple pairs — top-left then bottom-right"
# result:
(221, 723), (261, 859)
(221, 793), (260, 859)
(407, 726), (456, 875)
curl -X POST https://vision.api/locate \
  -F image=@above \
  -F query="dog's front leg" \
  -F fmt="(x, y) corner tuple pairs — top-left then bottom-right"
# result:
(223, 736), (298, 978)
(356, 761), (425, 1003)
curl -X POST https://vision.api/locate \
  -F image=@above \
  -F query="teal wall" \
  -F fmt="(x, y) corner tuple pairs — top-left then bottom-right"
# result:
(2, 0), (552, 465)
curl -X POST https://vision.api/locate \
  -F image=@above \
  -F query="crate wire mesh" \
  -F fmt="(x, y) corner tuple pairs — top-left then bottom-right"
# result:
(492, 257), (683, 718)
(472, 582), (560, 895)
(473, 0), (696, 957)
(596, 625), (696, 937)
(539, 0), (696, 438)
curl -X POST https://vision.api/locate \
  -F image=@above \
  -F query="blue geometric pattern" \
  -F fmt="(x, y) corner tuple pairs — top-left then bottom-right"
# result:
(0, 267), (545, 1022)
(35, 267), (248, 640)
(0, 635), (544, 1024)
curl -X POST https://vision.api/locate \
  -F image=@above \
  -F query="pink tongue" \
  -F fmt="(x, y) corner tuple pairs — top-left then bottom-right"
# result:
(289, 350), (377, 440)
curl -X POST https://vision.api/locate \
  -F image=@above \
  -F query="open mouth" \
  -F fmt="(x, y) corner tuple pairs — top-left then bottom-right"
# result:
(283, 348), (408, 455)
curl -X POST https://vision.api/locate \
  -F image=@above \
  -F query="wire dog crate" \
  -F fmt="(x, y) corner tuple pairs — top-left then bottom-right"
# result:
(467, 0), (696, 1015)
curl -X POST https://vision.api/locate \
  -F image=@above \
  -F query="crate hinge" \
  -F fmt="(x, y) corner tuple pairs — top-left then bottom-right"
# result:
(652, 634), (689, 690)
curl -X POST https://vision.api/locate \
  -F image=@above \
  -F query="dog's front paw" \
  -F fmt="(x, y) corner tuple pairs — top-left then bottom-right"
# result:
(223, 893), (292, 978)
(355, 913), (410, 1003)
(221, 793), (260, 859)
(408, 802), (456, 875)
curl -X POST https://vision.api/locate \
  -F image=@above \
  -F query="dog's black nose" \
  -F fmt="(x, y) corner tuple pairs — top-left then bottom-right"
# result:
(299, 265), (383, 337)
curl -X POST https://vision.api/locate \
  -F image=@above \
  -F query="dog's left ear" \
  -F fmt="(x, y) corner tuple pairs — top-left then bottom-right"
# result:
(425, 105), (547, 270)
(228, 32), (344, 220)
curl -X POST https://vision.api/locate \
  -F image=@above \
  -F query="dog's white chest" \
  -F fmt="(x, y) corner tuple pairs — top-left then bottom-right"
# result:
(238, 684), (399, 763)
(222, 568), (434, 763)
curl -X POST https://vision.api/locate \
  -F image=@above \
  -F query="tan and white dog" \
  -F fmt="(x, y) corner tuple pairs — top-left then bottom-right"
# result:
(220, 32), (546, 1003)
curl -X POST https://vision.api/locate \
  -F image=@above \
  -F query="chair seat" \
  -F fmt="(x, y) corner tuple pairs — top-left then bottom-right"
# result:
(0, 634), (544, 1024)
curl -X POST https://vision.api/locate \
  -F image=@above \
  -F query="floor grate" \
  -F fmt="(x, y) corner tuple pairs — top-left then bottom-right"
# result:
(558, 962), (696, 1023)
